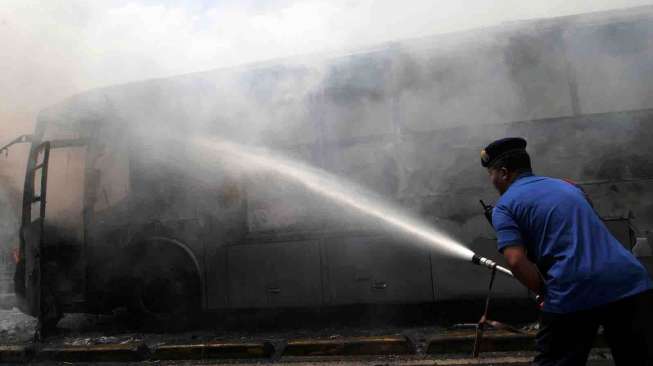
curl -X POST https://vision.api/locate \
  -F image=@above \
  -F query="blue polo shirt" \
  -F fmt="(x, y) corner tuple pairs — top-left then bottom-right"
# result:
(492, 173), (652, 314)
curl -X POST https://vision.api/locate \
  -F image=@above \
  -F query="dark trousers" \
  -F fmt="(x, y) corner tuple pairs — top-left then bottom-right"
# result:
(534, 290), (653, 366)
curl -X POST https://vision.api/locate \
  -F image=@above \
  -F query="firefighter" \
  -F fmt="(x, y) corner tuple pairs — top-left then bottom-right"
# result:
(481, 137), (653, 366)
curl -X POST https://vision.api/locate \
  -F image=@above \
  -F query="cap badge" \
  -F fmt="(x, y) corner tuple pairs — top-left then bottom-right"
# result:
(480, 149), (490, 164)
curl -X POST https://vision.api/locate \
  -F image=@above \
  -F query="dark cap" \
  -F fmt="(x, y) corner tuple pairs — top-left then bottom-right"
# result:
(481, 137), (527, 168)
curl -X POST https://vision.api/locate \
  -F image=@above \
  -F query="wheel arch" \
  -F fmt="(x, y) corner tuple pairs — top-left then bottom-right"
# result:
(126, 236), (205, 308)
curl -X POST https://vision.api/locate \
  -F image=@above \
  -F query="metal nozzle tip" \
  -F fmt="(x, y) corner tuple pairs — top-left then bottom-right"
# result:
(495, 265), (514, 277)
(471, 254), (513, 277)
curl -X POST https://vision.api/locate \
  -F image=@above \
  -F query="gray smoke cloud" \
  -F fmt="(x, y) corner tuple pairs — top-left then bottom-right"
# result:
(2, 1), (651, 134)
(1, 0), (653, 310)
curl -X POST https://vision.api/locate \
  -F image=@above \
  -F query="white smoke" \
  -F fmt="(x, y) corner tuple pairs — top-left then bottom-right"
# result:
(2, 0), (652, 136)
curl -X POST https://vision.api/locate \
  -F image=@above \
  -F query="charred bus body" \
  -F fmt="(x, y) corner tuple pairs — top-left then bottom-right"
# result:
(8, 6), (653, 324)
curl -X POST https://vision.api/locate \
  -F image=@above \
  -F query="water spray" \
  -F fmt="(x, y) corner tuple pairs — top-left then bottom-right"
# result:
(190, 137), (514, 279)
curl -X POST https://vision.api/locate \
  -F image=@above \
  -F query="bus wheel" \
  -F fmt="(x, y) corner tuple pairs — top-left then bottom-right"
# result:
(129, 247), (200, 317)
(37, 288), (62, 339)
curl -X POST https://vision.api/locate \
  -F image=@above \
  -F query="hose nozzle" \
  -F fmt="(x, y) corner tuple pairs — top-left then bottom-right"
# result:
(472, 254), (513, 277)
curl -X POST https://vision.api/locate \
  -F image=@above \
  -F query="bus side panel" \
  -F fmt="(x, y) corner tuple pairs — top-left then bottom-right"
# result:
(227, 241), (322, 308)
(323, 235), (433, 305)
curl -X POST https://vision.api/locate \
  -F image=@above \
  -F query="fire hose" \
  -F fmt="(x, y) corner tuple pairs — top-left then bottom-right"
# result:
(458, 200), (524, 357)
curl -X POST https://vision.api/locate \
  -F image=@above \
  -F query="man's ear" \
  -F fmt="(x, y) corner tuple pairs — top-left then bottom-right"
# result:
(500, 167), (510, 180)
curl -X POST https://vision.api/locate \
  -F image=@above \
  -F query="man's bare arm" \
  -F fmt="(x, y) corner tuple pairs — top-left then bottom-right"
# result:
(502, 245), (544, 295)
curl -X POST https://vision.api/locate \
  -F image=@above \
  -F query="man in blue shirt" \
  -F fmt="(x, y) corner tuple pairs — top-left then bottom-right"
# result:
(481, 137), (653, 366)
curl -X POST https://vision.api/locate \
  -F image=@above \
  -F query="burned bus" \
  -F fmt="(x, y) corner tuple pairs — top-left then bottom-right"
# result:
(5, 6), (653, 326)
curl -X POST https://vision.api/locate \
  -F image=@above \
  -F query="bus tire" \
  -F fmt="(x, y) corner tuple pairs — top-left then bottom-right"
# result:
(128, 241), (201, 317)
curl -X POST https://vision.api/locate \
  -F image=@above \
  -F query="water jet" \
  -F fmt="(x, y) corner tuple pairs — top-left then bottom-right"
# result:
(193, 137), (513, 278)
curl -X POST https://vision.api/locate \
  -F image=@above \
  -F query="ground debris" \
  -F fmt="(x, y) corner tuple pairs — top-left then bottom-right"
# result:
(0, 307), (37, 344)
(65, 334), (141, 346)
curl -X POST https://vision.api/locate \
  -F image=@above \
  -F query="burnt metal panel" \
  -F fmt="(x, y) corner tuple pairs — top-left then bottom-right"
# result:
(227, 240), (322, 308)
(323, 235), (433, 305)
(639, 257), (653, 279)
(603, 218), (635, 250)
(564, 18), (653, 114)
(21, 220), (42, 317)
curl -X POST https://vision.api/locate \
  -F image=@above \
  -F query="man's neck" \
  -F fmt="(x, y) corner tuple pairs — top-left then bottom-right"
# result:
(503, 171), (533, 193)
